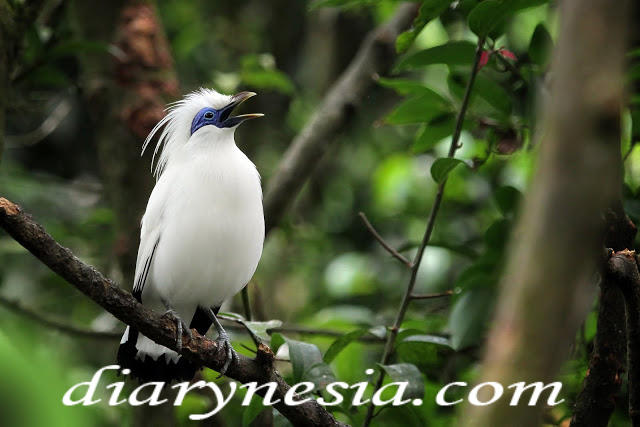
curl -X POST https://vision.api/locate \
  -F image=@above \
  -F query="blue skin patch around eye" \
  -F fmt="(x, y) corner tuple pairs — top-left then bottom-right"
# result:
(190, 107), (219, 135)
(191, 97), (258, 135)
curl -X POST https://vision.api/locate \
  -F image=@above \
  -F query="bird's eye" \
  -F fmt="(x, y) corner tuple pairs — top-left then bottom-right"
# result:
(204, 111), (215, 119)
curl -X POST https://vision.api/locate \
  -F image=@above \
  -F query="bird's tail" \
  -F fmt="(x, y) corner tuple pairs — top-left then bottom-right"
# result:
(117, 326), (198, 383)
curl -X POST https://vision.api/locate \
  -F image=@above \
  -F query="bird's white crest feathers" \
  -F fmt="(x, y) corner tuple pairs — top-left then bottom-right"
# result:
(142, 88), (236, 178)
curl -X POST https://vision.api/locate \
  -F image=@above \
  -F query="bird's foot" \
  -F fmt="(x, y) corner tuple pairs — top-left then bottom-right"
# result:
(161, 308), (193, 352)
(215, 330), (236, 378)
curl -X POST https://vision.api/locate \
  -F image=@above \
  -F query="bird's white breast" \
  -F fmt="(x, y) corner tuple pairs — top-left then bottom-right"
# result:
(146, 140), (264, 309)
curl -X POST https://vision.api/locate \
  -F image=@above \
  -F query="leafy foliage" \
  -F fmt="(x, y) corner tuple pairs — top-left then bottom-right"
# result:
(3, 0), (630, 425)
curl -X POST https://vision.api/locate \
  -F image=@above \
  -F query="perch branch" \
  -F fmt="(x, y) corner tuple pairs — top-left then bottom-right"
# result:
(0, 197), (345, 427)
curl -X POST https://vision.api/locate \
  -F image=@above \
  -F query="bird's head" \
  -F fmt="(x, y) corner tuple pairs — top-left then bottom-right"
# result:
(143, 88), (263, 176)
(189, 91), (264, 135)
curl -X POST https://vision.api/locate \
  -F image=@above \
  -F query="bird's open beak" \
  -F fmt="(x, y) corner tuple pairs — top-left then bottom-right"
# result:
(219, 91), (264, 128)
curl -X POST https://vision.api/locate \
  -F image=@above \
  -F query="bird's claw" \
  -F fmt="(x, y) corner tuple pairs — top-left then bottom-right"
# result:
(215, 331), (236, 378)
(162, 309), (192, 352)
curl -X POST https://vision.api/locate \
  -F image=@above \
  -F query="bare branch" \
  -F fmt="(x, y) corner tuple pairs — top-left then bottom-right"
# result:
(410, 291), (454, 300)
(263, 3), (420, 235)
(607, 250), (640, 424)
(358, 212), (413, 268)
(571, 209), (635, 427)
(0, 197), (345, 427)
(0, 294), (121, 339)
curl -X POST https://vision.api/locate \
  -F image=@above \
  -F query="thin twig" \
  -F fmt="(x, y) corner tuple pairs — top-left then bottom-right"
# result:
(363, 36), (486, 427)
(410, 290), (454, 300)
(358, 212), (413, 268)
(0, 294), (121, 339)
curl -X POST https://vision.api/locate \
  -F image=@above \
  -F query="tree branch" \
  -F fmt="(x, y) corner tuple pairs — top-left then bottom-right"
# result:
(410, 291), (454, 300)
(358, 212), (413, 268)
(0, 294), (121, 339)
(607, 250), (640, 424)
(0, 197), (345, 427)
(263, 2), (419, 235)
(571, 209), (636, 427)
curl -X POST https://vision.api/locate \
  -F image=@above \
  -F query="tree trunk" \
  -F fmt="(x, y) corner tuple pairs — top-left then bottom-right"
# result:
(461, 0), (631, 425)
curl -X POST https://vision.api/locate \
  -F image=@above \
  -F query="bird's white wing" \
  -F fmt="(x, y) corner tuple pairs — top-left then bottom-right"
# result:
(132, 173), (173, 296)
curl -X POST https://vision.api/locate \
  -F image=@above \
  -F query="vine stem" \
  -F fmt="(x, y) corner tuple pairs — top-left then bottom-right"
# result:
(362, 36), (486, 427)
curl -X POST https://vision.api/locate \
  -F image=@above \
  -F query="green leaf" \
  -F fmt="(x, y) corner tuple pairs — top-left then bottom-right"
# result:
(385, 91), (452, 125)
(455, 264), (494, 290)
(468, 1), (508, 37)
(430, 158), (467, 184)
(242, 395), (268, 427)
(270, 333), (286, 354)
(285, 338), (324, 382)
(377, 77), (441, 96)
(396, 0), (454, 54)
(241, 69), (295, 95)
(240, 319), (283, 344)
(379, 363), (425, 400)
(449, 287), (496, 350)
(396, 41), (477, 71)
(529, 23), (553, 67)
(301, 362), (337, 391)
(468, 0), (549, 37)
(397, 335), (454, 374)
(413, 115), (456, 154)
(395, 328), (427, 344)
(473, 74), (512, 116)
(240, 54), (295, 95)
(324, 328), (370, 364)
(448, 73), (511, 121)
(401, 334), (451, 347)
(494, 185), (522, 216)
(427, 240), (478, 259)
(483, 218), (512, 251)
(175, 394), (210, 423)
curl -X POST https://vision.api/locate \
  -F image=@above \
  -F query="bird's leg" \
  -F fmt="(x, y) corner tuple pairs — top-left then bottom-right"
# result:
(205, 307), (236, 378)
(161, 298), (192, 352)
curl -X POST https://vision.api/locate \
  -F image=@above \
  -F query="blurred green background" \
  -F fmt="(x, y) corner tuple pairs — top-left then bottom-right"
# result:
(1, 0), (638, 426)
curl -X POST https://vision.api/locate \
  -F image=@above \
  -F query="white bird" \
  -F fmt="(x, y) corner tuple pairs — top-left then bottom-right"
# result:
(117, 88), (265, 382)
